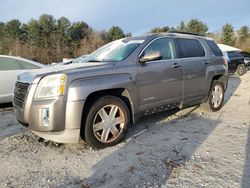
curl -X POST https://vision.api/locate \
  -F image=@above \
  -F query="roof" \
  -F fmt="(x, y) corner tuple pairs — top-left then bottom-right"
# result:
(129, 32), (210, 42)
(217, 44), (242, 52)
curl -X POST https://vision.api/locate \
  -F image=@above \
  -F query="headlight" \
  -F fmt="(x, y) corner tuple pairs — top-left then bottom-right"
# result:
(35, 74), (67, 99)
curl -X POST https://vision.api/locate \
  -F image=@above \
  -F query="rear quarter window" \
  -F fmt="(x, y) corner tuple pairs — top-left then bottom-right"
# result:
(176, 38), (205, 58)
(205, 40), (223, 57)
(0, 57), (22, 71)
(16, 60), (40, 69)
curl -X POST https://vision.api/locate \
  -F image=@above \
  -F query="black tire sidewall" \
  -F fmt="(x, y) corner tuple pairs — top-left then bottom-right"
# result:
(207, 81), (225, 112)
(237, 64), (245, 76)
(84, 96), (130, 149)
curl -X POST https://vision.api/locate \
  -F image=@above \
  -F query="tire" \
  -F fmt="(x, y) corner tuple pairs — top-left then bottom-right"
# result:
(236, 64), (245, 76)
(84, 96), (130, 149)
(203, 81), (225, 112)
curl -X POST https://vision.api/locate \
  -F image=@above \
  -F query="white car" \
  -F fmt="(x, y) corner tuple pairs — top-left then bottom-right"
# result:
(0, 55), (44, 104)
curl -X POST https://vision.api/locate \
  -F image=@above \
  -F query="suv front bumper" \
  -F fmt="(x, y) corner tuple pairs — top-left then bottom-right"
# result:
(14, 96), (85, 143)
(33, 129), (80, 143)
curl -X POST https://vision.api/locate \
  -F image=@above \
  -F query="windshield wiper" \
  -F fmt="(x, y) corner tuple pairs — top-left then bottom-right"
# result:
(87, 59), (102, 62)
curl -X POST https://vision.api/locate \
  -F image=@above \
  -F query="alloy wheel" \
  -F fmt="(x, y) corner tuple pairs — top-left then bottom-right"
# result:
(92, 105), (125, 143)
(211, 84), (223, 108)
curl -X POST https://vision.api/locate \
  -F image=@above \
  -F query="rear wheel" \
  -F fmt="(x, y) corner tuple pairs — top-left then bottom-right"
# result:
(236, 64), (245, 76)
(84, 96), (130, 149)
(203, 81), (225, 112)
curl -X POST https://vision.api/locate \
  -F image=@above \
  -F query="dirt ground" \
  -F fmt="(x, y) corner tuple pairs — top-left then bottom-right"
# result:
(0, 72), (249, 188)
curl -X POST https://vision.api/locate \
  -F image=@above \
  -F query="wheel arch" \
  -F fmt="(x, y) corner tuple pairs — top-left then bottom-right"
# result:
(80, 88), (135, 139)
(212, 74), (228, 91)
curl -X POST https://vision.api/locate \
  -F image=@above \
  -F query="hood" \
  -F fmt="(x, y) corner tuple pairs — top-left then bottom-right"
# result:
(17, 62), (110, 84)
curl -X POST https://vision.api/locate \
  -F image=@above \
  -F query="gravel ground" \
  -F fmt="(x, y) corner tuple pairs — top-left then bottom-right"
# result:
(0, 72), (249, 188)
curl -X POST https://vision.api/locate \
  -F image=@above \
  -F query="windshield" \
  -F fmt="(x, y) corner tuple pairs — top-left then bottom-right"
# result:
(73, 38), (144, 63)
(72, 55), (88, 64)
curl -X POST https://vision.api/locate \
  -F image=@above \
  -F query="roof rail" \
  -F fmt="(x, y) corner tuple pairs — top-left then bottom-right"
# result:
(168, 31), (204, 36)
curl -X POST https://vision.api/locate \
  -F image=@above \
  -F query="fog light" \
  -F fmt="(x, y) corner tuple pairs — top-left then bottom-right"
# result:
(42, 108), (50, 127)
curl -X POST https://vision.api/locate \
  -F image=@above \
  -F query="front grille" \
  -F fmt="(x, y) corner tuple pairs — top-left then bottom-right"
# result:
(13, 82), (30, 108)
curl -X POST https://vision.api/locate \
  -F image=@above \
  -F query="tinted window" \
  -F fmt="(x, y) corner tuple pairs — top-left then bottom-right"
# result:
(176, 38), (205, 58)
(17, 60), (39, 69)
(205, 40), (223, 56)
(240, 52), (250, 58)
(228, 51), (244, 58)
(0, 57), (22, 71)
(143, 38), (177, 60)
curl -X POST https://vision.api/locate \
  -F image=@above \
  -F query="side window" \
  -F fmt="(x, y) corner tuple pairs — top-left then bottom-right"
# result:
(16, 60), (39, 69)
(143, 38), (177, 60)
(205, 40), (223, 57)
(241, 52), (250, 57)
(0, 57), (22, 71)
(228, 51), (243, 58)
(176, 38), (205, 58)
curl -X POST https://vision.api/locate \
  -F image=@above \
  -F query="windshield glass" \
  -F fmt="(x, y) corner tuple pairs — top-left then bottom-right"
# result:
(73, 38), (144, 63)
(72, 55), (88, 64)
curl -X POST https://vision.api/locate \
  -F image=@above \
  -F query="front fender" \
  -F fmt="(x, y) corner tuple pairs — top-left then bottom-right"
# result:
(67, 74), (135, 102)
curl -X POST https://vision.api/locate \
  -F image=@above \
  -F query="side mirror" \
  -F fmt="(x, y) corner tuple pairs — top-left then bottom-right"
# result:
(139, 51), (162, 63)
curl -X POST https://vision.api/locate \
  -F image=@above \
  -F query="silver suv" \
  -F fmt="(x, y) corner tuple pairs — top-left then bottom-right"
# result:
(14, 32), (228, 149)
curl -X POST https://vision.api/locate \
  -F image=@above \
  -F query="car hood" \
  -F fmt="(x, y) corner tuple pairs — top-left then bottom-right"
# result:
(17, 62), (111, 84)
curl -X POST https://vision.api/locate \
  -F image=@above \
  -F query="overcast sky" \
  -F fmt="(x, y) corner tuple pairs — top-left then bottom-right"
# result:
(0, 0), (249, 34)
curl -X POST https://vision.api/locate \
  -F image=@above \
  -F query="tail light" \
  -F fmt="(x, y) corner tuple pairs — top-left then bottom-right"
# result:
(223, 58), (228, 66)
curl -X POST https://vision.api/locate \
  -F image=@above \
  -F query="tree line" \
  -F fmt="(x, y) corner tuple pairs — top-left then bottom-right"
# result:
(0, 14), (130, 64)
(149, 19), (250, 52)
(0, 15), (249, 64)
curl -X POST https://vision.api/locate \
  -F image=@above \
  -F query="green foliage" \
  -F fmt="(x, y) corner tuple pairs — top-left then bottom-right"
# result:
(150, 20), (208, 35)
(57, 17), (71, 31)
(39, 14), (56, 35)
(238, 26), (249, 42)
(222, 23), (235, 46)
(177, 21), (186, 32)
(150, 26), (170, 33)
(0, 22), (6, 54)
(19, 24), (29, 42)
(0, 22), (5, 36)
(69, 21), (90, 41)
(0, 15), (128, 63)
(125, 32), (132, 37)
(4, 19), (21, 39)
(28, 19), (42, 46)
(1, 15), (250, 63)
(106, 26), (125, 42)
(0, 15), (93, 63)
(185, 19), (208, 35)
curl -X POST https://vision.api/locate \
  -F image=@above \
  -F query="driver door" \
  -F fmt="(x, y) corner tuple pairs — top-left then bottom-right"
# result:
(137, 37), (183, 111)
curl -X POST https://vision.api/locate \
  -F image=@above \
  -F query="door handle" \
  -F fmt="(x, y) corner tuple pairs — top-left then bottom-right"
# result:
(172, 63), (181, 68)
(203, 60), (210, 65)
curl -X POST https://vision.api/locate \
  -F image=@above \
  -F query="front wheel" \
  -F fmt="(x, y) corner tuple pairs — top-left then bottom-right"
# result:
(203, 81), (225, 112)
(84, 96), (130, 149)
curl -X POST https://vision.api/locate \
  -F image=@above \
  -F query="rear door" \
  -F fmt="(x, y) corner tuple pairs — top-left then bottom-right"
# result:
(137, 37), (183, 111)
(175, 38), (209, 103)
